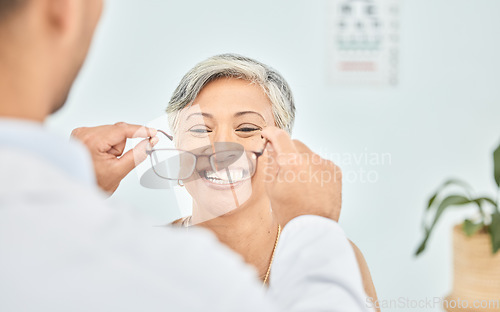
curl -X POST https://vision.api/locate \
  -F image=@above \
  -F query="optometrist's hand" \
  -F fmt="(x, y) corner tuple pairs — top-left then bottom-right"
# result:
(71, 122), (159, 194)
(260, 126), (342, 226)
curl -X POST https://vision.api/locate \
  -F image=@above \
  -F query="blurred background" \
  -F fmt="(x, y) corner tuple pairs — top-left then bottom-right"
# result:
(47, 0), (500, 311)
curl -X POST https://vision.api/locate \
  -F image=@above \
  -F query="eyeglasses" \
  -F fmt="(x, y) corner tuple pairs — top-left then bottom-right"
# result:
(147, 130), (267, 182)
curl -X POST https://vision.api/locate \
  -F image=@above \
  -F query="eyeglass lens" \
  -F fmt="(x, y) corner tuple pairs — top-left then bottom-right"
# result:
(150, 148), (258, 181)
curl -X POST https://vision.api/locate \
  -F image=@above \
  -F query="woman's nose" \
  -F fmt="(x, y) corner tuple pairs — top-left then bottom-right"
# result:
(211, 127), (235, 145)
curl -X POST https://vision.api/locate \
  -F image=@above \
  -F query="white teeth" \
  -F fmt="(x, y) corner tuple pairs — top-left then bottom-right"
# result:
(203, 169), (247, 184)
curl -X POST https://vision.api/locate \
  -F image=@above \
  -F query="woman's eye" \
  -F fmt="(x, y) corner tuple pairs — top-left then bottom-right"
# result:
(189, 127), (212, 134)
(236, 126), (261, 133)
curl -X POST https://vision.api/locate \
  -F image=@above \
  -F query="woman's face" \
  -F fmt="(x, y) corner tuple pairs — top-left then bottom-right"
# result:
(175, 78), (274, 224)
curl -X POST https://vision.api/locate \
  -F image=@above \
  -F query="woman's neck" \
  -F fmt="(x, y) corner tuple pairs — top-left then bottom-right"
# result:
(198, 196), (279, 281)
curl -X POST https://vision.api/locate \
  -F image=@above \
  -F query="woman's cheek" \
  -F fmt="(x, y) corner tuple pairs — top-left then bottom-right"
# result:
(177, 136), (209, 151)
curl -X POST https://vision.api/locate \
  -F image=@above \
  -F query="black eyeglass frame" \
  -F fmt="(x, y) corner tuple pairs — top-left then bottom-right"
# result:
(146, 130), (268, 181)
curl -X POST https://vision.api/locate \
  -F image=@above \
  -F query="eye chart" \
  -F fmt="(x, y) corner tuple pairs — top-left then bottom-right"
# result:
(327, 0), (400, 86)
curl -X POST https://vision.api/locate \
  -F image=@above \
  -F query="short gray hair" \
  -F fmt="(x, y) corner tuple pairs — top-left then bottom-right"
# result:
(166, 53), (295, 136)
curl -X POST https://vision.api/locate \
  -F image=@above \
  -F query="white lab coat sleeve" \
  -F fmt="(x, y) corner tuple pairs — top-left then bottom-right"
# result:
(267, 215), (373, 312)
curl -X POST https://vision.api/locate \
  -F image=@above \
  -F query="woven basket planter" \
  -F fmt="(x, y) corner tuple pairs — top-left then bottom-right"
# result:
(444, 224), (500, 312)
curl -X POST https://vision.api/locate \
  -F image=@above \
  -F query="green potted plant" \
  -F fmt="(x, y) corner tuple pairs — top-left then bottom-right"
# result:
(415, 142), (500, 311)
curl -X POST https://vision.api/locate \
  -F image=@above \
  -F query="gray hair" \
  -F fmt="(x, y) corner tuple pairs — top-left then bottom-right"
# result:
(166, 53), (295, 136)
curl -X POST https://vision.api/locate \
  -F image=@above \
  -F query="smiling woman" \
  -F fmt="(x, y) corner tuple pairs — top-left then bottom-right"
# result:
(167, 53), (295, 136)
(165, 53), (377, 301)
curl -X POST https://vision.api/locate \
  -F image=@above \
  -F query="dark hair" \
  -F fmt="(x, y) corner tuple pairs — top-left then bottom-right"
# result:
(0, 0), (27, 22)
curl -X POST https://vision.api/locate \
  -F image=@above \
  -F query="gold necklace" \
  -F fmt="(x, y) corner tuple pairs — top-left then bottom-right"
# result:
(263, 224), (281, 286)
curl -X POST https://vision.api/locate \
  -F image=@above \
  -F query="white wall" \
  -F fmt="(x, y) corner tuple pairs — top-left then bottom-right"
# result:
(47, 0), (500, 310)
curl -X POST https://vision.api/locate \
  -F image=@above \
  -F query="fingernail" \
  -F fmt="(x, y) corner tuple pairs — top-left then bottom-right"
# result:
(150, 136), (159, 146)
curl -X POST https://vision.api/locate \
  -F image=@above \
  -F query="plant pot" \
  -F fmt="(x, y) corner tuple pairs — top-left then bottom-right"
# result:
(444, 224), (500, 312)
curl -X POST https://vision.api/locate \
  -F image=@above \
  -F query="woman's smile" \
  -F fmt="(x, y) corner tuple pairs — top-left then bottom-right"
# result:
(199, 167), (250, 190)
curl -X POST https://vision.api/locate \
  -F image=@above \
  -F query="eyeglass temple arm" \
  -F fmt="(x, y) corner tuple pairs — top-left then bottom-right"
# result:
(146, 129), (173, 156)
(157, 129), (174, 141)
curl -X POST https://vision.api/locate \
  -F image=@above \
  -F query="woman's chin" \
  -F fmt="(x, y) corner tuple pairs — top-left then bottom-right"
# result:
(187, 178), (253, 223)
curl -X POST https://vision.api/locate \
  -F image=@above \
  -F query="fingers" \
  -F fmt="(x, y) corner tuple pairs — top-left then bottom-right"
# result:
(261, 127), (297, 155)
(72, 123), (157, 150)
(116, 122), (157, 138)
(103, 122), (157, 146)
(116, 137), (157, 178)
(108, 141), (126, 157)
(260, 145), (279, 181)
(71, 123), (160, 194)
(259, 128), (344, 225)
(261, 127), (321, 170)
(261, 126), (299, 168)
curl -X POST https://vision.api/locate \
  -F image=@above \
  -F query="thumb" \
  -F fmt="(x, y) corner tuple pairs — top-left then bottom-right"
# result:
(262, 143), (279, 185)
(116, 137), (157, 178)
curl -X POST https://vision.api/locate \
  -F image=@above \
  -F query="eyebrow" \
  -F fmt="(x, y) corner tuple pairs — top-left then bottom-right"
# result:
(186, 112), (214, 120)
(185, 111), (266, 122)
(234, 111), (266, 122)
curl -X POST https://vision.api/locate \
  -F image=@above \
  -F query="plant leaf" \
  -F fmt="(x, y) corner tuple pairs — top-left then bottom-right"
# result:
(427, 194), (438, 210)
(415, 232), (430, 256)
(430, 195), (471, 229)
(473, 197), (497, 207)
(426, 179), (472, 210)
(469, 197), (498, 220)
(463, 219), (484, 237)
(490, 212), (500, 254)
(494, 143), (500, 188)
(415, 195), (472, 256)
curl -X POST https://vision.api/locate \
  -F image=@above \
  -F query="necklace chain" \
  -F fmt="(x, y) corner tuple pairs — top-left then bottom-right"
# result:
(181, 217), (281, 286)
(263, 224), (281, 286)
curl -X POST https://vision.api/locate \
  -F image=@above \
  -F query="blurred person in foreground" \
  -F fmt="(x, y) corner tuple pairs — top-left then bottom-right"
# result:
(0, 0), (372, 311)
